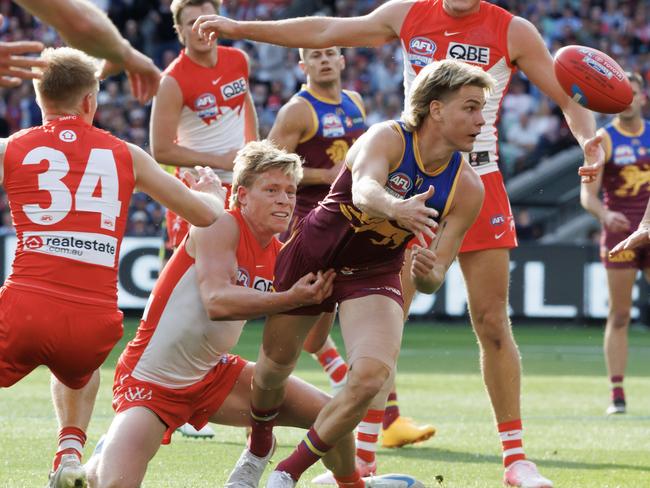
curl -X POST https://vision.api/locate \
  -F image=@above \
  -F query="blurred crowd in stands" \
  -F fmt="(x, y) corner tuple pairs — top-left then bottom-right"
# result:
(1, 0), (649, 240)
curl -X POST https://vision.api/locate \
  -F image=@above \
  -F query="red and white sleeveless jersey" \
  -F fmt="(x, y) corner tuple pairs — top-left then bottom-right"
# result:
(400, 0), (514, 175)
(164, 46), (251, 183)
(3, 116), (134, 308)
(119, 208), (280, 388)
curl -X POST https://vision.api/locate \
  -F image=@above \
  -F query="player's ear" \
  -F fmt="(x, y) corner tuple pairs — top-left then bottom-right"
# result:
(429, 100), (443, 122)
(81, 92), (94, 115)
(237, 185), (249, 207)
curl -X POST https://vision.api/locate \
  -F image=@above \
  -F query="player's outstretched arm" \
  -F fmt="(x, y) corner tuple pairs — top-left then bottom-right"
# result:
(150, 76), (238, 169)
(15, 0), (160, 103)
(193, 0), (407, 49)
(189, 216), (335, 321)
(129, 144), (225, 227)
(411, 163), (484, 294)
(508, 16), (603, 176)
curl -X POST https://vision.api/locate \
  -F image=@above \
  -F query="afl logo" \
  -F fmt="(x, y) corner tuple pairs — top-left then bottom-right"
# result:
(387, 172), (413, 197)
(408, 37), (436, 68)
(59, 130), (77, 142)
(195, 93), (217, 110)
(237, 267), (250, 287)
(24, 235), (43, 249)
(410, 37), (436, 56)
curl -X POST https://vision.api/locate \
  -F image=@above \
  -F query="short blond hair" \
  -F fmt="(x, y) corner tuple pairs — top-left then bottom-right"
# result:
(230, 140), (304, 208)
(298, 46), (341, 61)
(171, 0), (221, 28)
(33, 47), (99, 110)
(402, 59), (495, 131)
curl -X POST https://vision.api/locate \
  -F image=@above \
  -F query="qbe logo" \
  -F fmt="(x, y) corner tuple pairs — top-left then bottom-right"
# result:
(24, 235), (43, 249)
(253, 276), (273, 292)
(386, 172), (413, 198)
(447, 42), (490, 65)
(221, 77), (248, 100)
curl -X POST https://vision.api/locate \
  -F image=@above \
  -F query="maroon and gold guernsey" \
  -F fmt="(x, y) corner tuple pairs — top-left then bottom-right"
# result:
(292, 86), (366, 219)
(290, 121), (464, 277)
(601, 119), (650, 218)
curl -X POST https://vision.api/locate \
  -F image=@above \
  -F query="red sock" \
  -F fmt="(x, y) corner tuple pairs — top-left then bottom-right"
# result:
(335, 469), (365, 488)
(611, 375), (625, 401)
(276, 426), (331, 481)
(382, 392), (400, 429)
(498, 419), (526, 468)
(356, 409), (383, 464)
(317, 348), (348, 384)
(53, 427), (86, 470)
(248, 404), (279, 458)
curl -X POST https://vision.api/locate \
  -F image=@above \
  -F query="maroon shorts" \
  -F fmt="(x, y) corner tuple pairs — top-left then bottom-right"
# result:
(274, 225), (403, 316)
(113, 354), (247, 444)
(601, 218), (650, 269)
(0, 285), (123, 389)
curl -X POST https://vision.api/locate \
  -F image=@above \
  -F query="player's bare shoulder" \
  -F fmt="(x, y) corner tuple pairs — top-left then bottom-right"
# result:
(372, 0), (419, 36)
(346, 120), (404, 168)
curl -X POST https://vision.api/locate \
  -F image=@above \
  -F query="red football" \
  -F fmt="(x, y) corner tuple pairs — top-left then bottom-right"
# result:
(553, 45), (633, 114)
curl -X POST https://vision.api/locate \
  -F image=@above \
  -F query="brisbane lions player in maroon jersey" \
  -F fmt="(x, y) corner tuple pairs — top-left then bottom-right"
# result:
(0, 47), (224, 488)
(193, 2), (605, 485)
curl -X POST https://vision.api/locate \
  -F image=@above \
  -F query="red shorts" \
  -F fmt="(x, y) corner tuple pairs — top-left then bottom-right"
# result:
(274, 225), (403, 315)
(165, 183), (232, 250)
(112, 354), (247, 444)
(0, 285), (123, 389)
(460, 171), (517, 253)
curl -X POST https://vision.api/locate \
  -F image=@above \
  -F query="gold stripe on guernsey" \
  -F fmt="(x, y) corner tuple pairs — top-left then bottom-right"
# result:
(304, 84), (342, 104)
(303, 435), (326, 457)
(413, 131), (452, 176)
(343, 89), (366, 120)
(613, 119), (646, 138)
(385, 400), (399, 407)
(600, 128), (613, 163)
(390, 121), (407, 173)
(296, 96), (320, 144)
(440, 158), (464, 219)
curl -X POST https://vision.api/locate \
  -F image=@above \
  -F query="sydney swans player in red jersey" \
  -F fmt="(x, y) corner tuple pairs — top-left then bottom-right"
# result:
(194, 2), (605, 485)
(581, 73), (650, 416)
(0, 47), (225, 488)
(84, 141), (364, 488)
(151, 0), (257, 258)
(225, 60), (488, 488)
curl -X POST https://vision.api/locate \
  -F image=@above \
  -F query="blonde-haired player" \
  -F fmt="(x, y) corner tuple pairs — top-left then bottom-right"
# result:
(0, 47), (225, 488)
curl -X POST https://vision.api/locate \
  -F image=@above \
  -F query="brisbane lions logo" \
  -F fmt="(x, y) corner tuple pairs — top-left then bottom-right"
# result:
(339, 203), (411, 249)
(326, 140), (350, 164)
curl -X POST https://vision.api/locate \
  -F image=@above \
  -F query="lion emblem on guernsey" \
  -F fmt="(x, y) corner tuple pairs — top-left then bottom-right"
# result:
(326, 140), (350, 164)
(614, 165), (650, 198)
(340, 203), (411, 249)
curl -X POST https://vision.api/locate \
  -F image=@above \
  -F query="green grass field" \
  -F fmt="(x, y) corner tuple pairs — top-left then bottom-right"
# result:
(1, 320), (649, 488)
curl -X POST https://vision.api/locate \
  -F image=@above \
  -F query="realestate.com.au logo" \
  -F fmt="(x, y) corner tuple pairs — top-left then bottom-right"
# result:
(22, 231), (118, 267)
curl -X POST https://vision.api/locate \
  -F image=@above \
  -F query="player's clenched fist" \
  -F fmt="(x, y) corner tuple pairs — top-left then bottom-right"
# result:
(289, 269), (336, 306)
(193, 15), (241, 43)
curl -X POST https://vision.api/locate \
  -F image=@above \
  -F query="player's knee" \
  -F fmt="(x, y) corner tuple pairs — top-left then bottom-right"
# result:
(254, 354), (297, 390)
(471, 308), (512, 348)
(608, 310), (631, 330)
(346, 359), (391, 402)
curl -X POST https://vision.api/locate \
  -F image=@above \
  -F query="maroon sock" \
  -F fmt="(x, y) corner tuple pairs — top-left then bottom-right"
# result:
(276, 426), (331, 481)
(248, 404), (279, 457)
(611, 375), (625, 402)
(382, 392), (400, 429)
